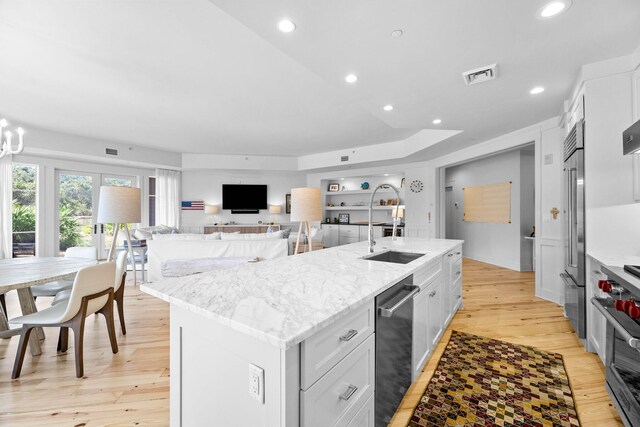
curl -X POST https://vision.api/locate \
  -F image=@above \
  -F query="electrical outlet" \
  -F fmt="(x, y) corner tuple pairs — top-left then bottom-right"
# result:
(249, 364), (264, 404)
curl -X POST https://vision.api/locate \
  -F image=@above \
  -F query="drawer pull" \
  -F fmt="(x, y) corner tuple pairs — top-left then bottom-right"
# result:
(429, 290), (436, 297)
(455, 271), (461, 276)
(448, 253), (453, 257)
(339, 329), (358, 342)
(339, 384), (358, 401)
(457, 295), (461, 299)
(455, 252), (461, 255)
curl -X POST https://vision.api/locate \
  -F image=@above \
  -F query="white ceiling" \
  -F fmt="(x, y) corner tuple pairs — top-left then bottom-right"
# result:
(1, 0), (639, 159)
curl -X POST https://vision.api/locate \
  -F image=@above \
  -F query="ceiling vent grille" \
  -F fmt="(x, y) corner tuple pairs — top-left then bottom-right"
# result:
(462, 63), (498, 85)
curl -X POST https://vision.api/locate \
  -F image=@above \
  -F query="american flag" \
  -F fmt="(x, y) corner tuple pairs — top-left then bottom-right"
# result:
(181, 200), (205, 210)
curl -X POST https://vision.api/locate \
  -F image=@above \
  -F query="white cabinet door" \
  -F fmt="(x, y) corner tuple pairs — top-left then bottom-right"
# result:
(587, 257), (607, 363)
(321, 225), (340, 248)
(427, 276), (444, 351)
(339, 225), (360, 245)
(358, 226), (383, 242)
(412, 288), (429, 380)
(633, 69), (640, 202)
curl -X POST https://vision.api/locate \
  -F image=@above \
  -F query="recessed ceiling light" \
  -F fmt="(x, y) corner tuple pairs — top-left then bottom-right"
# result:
(391, 29), (404, 38)
(384, 174), (389, 176)
(345, 74), (358, 83)
(538, 1), (570, 18)
(530, 86), (545, 95)
(277, 19), (296, 33)
(432, 119), (442, 125)
(383, 105), (394, 111)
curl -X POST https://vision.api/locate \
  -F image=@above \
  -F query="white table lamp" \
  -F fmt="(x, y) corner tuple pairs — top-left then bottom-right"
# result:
(205, 205), (219, 224)
(269, 204), (281, 225)
(392, 206), (405, 220)
(97, 186), (141, 283)
(291, 188), (321, 255)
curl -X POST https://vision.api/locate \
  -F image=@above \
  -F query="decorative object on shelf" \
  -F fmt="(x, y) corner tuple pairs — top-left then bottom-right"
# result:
(340, 201), (345, 206)
(387, 198), (398, 206)
(380, 199), (386, 206)
(0, 118), (25, 159)
(410, 179), (424, 193)
(328, 183), (340, 192)
(205, 205), (219, 224)
(257, 220), (263, 225)
(333, 217), (339, 224)
(97, 186), (141, 284)
(285, 193), (291, 214)
(401, 177), (405, 188)
(361, 181), (370, 190)
(181, 200), (204, 210)
(338, 213), (350, 224)
(325, 218), (330, 223)
(341, 186), (346, 191)
(290, 187), (322, 255)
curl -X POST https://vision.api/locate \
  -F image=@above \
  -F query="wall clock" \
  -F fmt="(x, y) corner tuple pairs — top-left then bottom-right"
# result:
(410, 180), (424, 193)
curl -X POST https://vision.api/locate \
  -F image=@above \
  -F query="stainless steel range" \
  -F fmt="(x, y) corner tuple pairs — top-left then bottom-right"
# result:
(592, 266), (640, 427)
(560, 119), (586, 340)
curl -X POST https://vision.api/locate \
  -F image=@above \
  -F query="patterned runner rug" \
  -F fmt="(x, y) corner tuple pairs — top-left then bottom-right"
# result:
(409, 331), (581, 427)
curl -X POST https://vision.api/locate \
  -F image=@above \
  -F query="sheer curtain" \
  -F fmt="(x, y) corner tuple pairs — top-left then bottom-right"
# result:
(155, 169), (181, 229)
(0, 154), (12, 259)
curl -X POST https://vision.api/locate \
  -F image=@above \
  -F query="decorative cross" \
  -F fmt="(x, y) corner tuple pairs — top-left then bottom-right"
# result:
(550, 207), (560, 219)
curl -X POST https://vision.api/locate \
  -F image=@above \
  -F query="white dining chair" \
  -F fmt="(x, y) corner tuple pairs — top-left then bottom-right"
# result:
(53, 250), (128, 334)
(31, 247), (98, 299)
(9, 262), (118, 379)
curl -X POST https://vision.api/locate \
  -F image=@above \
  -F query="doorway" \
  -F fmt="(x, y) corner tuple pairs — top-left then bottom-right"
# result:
(55, 170), (137, 259)
(445, 186), (454, 239)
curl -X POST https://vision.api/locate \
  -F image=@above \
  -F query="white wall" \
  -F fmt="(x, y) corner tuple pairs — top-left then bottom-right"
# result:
(181, 170), (307, 227)
(445, 149), (533, 271)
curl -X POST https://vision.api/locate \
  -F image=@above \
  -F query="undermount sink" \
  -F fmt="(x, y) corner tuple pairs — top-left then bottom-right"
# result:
(362, 250), (425, 264)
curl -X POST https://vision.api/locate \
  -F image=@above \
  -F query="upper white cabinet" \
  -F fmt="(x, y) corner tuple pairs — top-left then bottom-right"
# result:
(632, 67), (640, 202)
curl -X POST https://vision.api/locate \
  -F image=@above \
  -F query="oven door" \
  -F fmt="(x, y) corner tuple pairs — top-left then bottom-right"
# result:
(592, 297), (640, 426)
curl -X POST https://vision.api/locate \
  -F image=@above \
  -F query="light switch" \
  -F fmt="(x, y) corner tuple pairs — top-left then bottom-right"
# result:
(249, 364), (264, 404)
(544, 154), (553, 165)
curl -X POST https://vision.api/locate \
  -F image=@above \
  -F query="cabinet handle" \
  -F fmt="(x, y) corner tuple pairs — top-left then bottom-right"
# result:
(448, 253), (453, 257)
(339, 384), (358, 401)
(339, 329), (358, 342)
(593, 270), (602, 275)
(429, 290), (436, 297)
(455, 252), (461, 255)
(457, 295), (461, 299)
(456, 271), (461, 276)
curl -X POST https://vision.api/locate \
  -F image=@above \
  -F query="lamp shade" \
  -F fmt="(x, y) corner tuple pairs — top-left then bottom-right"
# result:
(392, 206), (405, 218)
(290, 187), (322, 222)
(269, 205), (282, 214)
(97, 186), (141, 224)
(205, 205), (219, 214)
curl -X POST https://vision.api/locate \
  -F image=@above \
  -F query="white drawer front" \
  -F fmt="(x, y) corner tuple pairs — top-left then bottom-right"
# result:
(340, 225), (359, 235)
(301, 334), (375, 427)
(452, 258), (462, 279)
(347, 394), (374, 427)
(414, 258), (442, 290)
(452, 246), (462, 262)
(301, 301), (374, 390)
(340, 237), (360, 245)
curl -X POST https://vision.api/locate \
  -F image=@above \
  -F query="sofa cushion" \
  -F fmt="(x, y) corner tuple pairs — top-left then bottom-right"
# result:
(153, 233), (205, 241)
(221, 231), (284, 240)
(204, 232), (222, 240)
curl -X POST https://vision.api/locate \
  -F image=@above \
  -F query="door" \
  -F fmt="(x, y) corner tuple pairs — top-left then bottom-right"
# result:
(56, 171), (137, 259)
(445, 186), (454, 239)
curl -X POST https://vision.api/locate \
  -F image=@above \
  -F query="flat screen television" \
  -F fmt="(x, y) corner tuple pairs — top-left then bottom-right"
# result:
(222, 184), (267, 213)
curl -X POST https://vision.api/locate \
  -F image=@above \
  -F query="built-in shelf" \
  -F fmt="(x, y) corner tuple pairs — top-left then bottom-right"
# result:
(323, 188), (404, 196)
(325, 206), (395, 211)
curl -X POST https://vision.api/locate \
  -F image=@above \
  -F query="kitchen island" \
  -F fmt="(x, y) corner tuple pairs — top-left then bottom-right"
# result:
(141, 237), (463, 427)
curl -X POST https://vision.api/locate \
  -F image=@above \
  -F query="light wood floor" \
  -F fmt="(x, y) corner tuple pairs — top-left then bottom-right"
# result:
(0, 259), (623, 426)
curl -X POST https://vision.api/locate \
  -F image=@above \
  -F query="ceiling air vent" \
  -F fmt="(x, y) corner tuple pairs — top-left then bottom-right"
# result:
(462, 63), (498, 85)
(105, 148), (118, 156)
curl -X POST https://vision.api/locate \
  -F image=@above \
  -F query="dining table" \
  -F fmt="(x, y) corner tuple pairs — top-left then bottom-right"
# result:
(0, 257), (98, 355)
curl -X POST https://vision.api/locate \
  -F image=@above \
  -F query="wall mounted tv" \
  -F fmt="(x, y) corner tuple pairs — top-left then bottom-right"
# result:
(222, 184), (268, 214)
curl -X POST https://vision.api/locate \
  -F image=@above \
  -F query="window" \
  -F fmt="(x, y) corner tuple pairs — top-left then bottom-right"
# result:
(148, 177), (156, 226)
(12, 164), (37, 257)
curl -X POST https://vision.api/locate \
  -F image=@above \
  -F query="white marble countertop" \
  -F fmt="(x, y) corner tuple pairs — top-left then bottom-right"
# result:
(141, 237), (463, 349)
(587, 251), (640, 268)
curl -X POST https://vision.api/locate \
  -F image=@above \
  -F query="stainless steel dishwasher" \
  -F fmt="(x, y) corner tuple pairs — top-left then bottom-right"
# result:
(375, 275), (419, 427)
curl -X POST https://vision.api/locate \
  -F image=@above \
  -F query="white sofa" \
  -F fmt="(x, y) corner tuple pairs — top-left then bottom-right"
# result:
(147, 236), (288, 282)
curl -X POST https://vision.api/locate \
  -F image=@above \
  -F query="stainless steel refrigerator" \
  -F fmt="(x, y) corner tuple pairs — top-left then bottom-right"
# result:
(560, 119), (586, 340)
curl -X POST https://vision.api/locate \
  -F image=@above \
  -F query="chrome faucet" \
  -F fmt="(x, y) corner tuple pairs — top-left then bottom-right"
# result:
(368, 183), (401, 253)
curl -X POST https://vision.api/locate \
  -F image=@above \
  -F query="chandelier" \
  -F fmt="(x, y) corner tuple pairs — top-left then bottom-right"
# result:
(0, 118), (25, 159)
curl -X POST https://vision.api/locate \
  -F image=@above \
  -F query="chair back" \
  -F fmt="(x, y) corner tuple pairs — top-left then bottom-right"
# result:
(65, 246), (98, 260)
(115, 251), (127, 292)
(59, 262), (116, 323)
